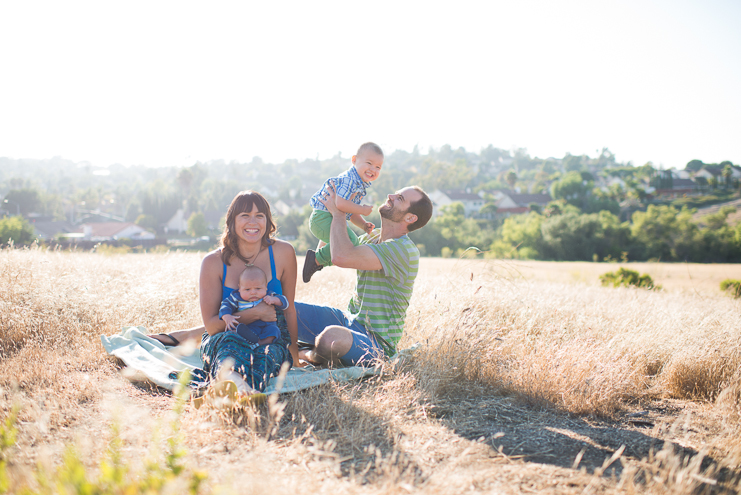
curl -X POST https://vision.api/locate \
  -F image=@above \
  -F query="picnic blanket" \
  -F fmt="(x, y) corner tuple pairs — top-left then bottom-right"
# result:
(101, 326), (413, 394)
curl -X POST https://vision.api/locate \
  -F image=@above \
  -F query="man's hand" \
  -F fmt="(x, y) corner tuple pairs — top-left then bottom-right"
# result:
(222, 314), (239, 331)
(319, 180), (342, 216)
(262, 295), (280, 306)
(363, 221), (375, 234)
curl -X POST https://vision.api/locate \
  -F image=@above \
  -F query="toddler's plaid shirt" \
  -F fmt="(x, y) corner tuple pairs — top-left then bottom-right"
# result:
(310, 166), (371, 220)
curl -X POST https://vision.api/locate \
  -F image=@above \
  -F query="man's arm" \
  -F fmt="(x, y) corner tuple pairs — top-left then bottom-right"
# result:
(321, 181), (383, 271)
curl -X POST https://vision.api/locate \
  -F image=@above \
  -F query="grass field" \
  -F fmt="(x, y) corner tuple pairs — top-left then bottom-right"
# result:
(1, 247), (740, 493)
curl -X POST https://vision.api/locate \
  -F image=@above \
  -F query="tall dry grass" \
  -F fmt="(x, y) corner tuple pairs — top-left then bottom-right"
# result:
(401, 258), (741, 412)
(1, 246), (740, 493)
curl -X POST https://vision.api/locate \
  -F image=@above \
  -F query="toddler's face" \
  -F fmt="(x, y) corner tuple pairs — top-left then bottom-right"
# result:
(352, 150), (383, 182)
(238, 277), (268, 302)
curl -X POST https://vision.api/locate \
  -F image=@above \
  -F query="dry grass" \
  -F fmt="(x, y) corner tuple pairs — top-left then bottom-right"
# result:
(1, 247), (741, 493)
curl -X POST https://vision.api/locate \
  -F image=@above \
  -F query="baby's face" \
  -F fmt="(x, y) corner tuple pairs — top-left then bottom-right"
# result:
(352, 150), (383, 182)
(238, 277), (268, 302)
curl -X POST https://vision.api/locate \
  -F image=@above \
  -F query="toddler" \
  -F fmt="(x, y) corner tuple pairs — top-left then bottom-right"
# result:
(219, 265), (288, 345)
(303, 142), (383, 282)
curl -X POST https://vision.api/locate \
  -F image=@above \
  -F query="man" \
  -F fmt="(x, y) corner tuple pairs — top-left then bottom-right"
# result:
(296, 183), (433, 366)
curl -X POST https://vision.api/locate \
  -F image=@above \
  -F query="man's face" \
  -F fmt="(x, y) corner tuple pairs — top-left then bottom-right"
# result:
(379, 187), (422, 223)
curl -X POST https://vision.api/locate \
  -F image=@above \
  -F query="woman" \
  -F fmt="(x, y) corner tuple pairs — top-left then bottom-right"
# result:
(155, 190), (301, 397)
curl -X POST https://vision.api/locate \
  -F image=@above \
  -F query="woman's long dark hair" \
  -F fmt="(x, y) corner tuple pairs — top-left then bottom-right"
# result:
(220, 190), (276, 266)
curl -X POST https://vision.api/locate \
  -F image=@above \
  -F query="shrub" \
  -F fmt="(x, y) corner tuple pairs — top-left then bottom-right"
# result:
(0, 216), (35, 245)
(720, 279), (741, 298)
(599, 267), (660, 290)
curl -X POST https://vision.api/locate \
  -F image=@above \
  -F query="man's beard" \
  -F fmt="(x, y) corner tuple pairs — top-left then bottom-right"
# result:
(379, 203), (405, 222)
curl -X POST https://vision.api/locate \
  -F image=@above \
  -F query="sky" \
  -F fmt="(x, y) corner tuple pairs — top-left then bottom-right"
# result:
(1, 0), (740, 170)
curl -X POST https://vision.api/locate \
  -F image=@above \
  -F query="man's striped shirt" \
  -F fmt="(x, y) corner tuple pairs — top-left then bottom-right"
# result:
(347, 231), (419, 355)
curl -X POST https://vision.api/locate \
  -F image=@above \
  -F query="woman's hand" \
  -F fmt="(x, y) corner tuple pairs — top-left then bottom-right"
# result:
(235, 301), (277, 322)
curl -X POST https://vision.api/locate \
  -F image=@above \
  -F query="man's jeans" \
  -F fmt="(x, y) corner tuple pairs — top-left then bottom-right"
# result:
(295, 301), (384, 366)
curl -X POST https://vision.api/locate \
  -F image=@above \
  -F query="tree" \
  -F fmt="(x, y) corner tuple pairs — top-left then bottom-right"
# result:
(489, 212), (545, 259)
(723, 165), (733, 188)
(550, 171), (591, 208)
(177, 168), (194, 195)
(187, 212), (208, 237)
(0, 216), (35, 245)
(136, 214), (158, 232)
(630, 205), (698, 261)
(541, 212), (604, 261)
(3, 189), (41, 215)
(505, 170), (517, 189)
(479, 202), (498, 218)
(562, 154), (583, 172)
(685, 159), (704, 172)
(544, 201), (563, 217)
(693, 206), (741, 263)
(126, 202), (142, 222)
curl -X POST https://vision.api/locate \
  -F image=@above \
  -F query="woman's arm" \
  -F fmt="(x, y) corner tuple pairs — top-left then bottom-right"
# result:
(200, 251), (229, 336)
(274, 240), (303, 367)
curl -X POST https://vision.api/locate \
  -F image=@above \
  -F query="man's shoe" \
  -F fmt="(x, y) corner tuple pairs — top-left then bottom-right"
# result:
(303, 249), (324, 283)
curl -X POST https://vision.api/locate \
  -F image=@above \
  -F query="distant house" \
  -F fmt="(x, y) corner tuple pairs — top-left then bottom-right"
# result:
(429, 190), (486, 217)
(669, 169), (691, 180)
(31, 220), (77, 240)
(601, 177), (627, 190)
(164, 209), (188, 233)
(495, 192), (552, 215)
(654, 178), (699, 198)
(77, 222), (155, 241)
(695, 165), (741, 182)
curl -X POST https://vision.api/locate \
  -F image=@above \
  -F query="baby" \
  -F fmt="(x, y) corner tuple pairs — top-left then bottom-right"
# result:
(303, 142), (383, 282)
(219, 265), (288, 346)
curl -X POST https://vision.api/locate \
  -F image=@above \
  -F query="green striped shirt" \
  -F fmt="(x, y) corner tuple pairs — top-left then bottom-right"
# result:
(347, 231), (419, 356)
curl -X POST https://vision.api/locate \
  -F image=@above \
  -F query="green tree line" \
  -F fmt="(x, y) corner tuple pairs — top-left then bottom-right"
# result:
(2, 149), (740, 262)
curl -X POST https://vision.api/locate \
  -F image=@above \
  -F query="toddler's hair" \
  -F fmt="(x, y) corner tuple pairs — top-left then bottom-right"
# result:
(239, 264), (267, 284)
(357, 142), (384, 158)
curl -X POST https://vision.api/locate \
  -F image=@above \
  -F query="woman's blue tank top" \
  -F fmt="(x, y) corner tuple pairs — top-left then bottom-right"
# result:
(221, 244), (283, 301)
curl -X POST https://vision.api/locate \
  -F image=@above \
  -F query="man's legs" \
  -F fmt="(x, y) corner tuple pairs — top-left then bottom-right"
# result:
(302, 325), (354, 365)
(295, 301), (383, 366)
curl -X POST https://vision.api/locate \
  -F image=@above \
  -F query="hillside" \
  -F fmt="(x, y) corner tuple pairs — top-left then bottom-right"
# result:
(693, 197), (741, 226)
(2, 251), (740, 493)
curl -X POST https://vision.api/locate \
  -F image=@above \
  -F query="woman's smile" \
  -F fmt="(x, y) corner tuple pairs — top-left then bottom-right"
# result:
(235, 205), (267, 241)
